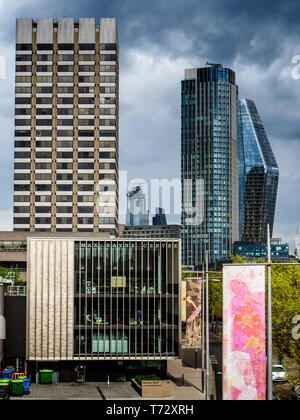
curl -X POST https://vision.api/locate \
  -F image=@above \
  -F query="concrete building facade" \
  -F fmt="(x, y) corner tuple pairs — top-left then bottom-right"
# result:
(14, 18), (119, 235)
(26, 237), (181, 362)
(0, 237), (181, 380)
(119, 224), (181, 239)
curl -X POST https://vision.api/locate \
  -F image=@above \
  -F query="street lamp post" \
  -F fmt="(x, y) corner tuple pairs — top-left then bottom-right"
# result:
(267, 224), (273, 401)
(201, 263), (205, 393)
(185, 267), (220, 400)
(205, 251), (210, 400)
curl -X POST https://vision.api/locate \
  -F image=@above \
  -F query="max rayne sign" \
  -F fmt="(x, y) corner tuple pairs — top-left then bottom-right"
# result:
(79, 242), (178, 249)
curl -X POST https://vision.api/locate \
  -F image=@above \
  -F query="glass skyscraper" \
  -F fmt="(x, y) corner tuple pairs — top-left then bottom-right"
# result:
(238, 99), (279, 242)
(153, 207), (167, 226)
(181, 66), (239, 266)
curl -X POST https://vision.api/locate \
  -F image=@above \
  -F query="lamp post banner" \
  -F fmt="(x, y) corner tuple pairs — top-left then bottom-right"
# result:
(182, 281), (187, 322)
(223, 265), (266, 400)
(186, 278), (202, 347)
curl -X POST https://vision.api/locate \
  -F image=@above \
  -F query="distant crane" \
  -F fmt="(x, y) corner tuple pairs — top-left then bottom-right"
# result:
(206, 62), (223, 68)
(126, 183), (145, 199)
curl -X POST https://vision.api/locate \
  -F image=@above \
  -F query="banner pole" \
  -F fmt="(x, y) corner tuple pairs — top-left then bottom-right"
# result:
(201, 263), (205, 393)
(267, 224), (273, 400)
(205, 251), (210, 400)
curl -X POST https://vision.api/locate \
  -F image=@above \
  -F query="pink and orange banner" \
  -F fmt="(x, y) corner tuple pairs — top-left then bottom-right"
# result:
(185, 278), (202, 347)
(223, 265), (266, 400)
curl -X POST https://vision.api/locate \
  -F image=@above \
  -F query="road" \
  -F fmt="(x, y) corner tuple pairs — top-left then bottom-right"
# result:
(180, 331), (222, 399)
(181, 347), (203, 369)
(209, 332), (222, 400)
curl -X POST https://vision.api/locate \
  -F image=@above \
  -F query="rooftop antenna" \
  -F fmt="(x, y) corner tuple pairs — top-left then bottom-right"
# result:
(206, 62), (223, 68)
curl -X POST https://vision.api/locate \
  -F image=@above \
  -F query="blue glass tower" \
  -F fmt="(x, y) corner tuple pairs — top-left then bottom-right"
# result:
(153, 207), (167, 225)
(238, 99), (279, 242)
(181, 66), (239, 266)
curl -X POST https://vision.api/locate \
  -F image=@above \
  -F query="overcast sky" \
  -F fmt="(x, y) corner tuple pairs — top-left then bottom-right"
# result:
(0, 0), (299, 250)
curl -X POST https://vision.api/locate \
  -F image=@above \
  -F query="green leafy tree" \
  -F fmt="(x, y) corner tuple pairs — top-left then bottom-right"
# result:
(181, 266), (189, 281)
(0, 264), (25, 285)
(229, 255), (300, 367)
(271, 263), (300, 366)
(0, 266), (10, 280)
(209, 279), (223, 319)
(13, 264), (25, 285)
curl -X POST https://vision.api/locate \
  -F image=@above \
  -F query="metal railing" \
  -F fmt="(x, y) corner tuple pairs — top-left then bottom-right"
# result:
(5, 286), (27, 296)
(0, 248), (27, 252)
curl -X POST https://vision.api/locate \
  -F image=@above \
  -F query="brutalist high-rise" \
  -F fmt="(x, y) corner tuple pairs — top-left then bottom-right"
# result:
(13, 18), (119, 234)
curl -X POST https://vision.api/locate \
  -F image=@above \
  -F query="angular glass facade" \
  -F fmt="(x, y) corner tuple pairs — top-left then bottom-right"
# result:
(74, 239), (180, 359)
(238, 99), (279, 242)
(233, 241), (289, 260)
(181, 66), (239, 266)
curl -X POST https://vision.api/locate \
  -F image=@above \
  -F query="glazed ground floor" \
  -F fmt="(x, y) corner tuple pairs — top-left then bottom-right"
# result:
(25, 359), (168, 383)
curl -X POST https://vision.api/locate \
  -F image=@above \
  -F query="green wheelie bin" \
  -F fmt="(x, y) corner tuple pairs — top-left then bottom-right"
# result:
(11, 379), (23, 396)
(39, 369), (53, 384)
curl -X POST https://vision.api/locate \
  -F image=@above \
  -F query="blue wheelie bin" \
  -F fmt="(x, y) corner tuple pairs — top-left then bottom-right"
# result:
(1, 369), (15, 379)
(19, 377), (30, 394)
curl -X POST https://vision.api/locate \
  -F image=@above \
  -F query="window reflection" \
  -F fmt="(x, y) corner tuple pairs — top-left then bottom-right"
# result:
(74, 240), (179, 358)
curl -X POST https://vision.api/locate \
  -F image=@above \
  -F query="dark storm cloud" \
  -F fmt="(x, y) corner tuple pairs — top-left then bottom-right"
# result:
(3, 0), (299, 65)
(0, 0), (299, 245)
(102, 0), (300, 66)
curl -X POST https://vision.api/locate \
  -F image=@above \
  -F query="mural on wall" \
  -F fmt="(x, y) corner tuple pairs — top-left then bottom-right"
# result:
(185, 278), (202, 347)
(223, 265), (266, 400)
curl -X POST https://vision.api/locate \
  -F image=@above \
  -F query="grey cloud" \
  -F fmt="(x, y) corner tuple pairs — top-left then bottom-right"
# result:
(0, 0), (298, 247)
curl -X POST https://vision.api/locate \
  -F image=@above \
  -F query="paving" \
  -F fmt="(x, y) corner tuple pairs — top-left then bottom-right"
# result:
(11, 382), (102, 400)
(10, 380), (204, 400)
(167, 359), (204, 397)
(10, 347), (206, 400)
(99, 382), (141, 400)
(99, 380), (204, 400)
(209, 332), (223, 400)
(10, 373), (205, 400)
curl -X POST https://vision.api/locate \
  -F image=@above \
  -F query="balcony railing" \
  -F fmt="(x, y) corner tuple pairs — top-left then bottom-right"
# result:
(0, 247), (27, 252)
(5, 285), (27, 296)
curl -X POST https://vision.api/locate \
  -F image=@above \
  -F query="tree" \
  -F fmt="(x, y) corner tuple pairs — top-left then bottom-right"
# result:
(209, 279), (223, 319)
(0, 266), (11, 281)
(13, 264), (24, 285)
(0, 264), (24, 285)
(271, 262), (300, 366)
(229, 255), (300, 366)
